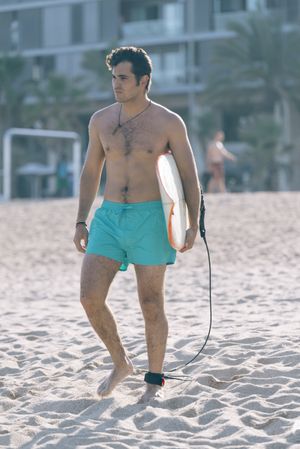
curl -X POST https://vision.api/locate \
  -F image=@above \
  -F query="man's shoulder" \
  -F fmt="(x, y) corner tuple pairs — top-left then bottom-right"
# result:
(90, 103), (118, 124)
(151, 102), (185, 125)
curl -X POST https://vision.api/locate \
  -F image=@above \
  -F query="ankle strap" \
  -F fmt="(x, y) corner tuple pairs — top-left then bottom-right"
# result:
(144, 371), (165, 386)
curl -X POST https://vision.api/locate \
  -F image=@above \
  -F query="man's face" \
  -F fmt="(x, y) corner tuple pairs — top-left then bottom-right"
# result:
(112, 61), (145, 103)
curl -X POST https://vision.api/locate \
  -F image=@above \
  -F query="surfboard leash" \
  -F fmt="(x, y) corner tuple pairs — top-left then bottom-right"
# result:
(165, 187), (213, 378)
(136, 189), (213, 386)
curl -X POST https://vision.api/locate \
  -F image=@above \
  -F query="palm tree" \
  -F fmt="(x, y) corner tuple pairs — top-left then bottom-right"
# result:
(0, 54), (26, 130)
(239, 114), (282, 190)
(26, 74), (87, 131)
(196, 110), (218, 155)
(203, 12), (300, 190)
(81, 49), (112, 91)
(0, 55), (30, 197)
(0, 57), (89, 198)
(205, 13), (300, 113)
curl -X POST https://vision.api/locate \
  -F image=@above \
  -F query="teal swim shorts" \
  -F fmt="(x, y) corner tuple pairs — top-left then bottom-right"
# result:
(86, 200), (176, 271)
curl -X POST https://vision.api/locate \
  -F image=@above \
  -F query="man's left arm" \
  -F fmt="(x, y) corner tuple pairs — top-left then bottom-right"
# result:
(167, 113), (201, 252)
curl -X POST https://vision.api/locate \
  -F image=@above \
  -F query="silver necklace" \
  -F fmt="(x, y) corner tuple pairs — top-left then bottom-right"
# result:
(112, 100), (152, 135)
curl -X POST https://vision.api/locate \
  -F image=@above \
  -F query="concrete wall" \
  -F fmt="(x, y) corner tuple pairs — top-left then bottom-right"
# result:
(101, 0), (120, 42)
(83, 0), (99, 44)
(194, 0), (213, 32)
(19, 8), (42, 50)
(43, 5), (71, 47)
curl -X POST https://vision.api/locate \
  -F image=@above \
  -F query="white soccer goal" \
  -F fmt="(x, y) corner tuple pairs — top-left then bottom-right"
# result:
(2, 128), (81, 201)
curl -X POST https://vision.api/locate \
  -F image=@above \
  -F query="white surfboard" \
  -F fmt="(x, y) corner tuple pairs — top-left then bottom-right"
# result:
(156, 152), (189, 251)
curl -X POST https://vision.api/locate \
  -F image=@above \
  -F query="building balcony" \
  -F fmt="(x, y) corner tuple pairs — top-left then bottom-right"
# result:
(214, 11), (249, 30)
(122, 18), (184, 39)
(152, 69), (186, 86)
(151, 65), (205, 90)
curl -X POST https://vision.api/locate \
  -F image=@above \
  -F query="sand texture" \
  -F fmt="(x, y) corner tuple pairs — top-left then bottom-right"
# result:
(0, 192), (299, 449)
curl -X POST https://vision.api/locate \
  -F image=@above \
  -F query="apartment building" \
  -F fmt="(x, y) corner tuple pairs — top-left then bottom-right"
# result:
(1, 0), (300, 189)
(1, 0), (299, 108)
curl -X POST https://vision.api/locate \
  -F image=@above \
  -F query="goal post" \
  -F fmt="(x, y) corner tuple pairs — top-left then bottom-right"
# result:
(2, 127), (81, 201)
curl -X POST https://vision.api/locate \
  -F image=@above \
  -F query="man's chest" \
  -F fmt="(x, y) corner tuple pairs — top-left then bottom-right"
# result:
(100, 120), (168, 157)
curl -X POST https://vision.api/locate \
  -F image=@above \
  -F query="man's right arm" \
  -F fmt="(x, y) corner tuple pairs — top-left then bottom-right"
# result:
(76, 114), (105, 223)
(73, 114), (105, 253)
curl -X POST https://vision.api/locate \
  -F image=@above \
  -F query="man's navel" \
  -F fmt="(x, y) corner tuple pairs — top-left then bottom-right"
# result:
(121, 185), (129, 202)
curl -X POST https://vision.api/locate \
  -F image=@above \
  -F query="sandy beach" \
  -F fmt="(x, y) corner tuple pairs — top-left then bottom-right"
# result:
(0, 192), (299, 449)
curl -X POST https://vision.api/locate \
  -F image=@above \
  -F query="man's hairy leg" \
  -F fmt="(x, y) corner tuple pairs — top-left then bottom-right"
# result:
(218, 175), (227, 193)
(80, 254), (133, 397)
(135, 264), (168, 403)
(216, 165), (226, 193)
(207, 170), (218, 193)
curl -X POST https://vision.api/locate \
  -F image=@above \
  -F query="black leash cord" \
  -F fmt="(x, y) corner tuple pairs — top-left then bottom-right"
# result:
(166, 188), (212, 377)
(137, 190), (212, 383)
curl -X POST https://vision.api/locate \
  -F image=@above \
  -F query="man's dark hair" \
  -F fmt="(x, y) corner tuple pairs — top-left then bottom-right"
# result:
(106, 46), (152, 91)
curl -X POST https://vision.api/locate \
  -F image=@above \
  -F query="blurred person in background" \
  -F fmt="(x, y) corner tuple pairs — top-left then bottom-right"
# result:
(206, 130), (236, 193)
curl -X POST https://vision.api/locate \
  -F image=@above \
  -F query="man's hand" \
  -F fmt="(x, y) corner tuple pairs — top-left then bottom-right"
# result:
(180, 227), (198, 253)
(73, 224), (89, 253)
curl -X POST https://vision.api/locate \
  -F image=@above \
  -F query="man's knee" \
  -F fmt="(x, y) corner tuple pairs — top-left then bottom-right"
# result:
(140, 294), (164, 322)
(80, 290), (105, 313)
(80, 254), (118, 308)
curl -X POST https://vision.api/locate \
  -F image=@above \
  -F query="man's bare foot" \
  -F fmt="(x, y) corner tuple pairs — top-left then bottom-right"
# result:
(97, 359), (134, 398)
(138, 384), (164, 404)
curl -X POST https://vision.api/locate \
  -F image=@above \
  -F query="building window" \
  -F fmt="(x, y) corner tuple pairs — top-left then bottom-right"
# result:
(215, 0), (247, 13)
(151, 47), (186, 85)
(266, 0), (282, 8)
(122, 2), (160, 22)
(10, 11), (20, 50)
(147, 5), (159, 20)
(19, 8), (42, 50)
(286, 0), (299, 22)
(71, 4), (83, 44)
(121, 1), (183, 37)
(266, 0), (299, 22)
(0, 12), (12, 51)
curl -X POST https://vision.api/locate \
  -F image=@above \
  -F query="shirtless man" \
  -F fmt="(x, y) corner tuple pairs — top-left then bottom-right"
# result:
(73, 47), (200, 403)
(206, 130), (236, 193)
